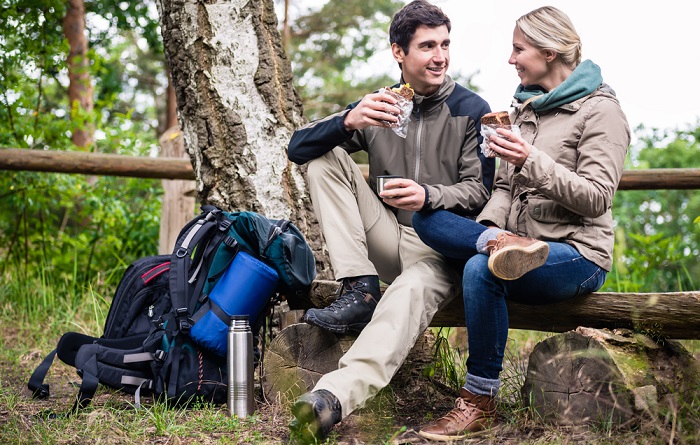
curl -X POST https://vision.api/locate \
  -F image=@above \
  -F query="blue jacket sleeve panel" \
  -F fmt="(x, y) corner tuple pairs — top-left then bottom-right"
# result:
(444, 85), (495, 194)
(287, 101), (362, 164)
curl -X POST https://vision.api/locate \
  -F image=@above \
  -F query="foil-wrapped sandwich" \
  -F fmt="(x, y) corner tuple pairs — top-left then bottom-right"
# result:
(380, 83), (414, 138)
(480, 111), (520, 158)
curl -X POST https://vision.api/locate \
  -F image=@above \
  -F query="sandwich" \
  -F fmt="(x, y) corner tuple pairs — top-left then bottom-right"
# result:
(390, 83), (415, 102)
(481, 111), (511, 127)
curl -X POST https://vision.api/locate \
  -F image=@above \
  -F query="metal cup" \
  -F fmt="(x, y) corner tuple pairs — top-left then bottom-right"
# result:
(376, 175), (402, 195)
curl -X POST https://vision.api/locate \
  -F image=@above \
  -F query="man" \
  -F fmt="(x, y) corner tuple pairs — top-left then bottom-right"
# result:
(286, 1), (494, 442)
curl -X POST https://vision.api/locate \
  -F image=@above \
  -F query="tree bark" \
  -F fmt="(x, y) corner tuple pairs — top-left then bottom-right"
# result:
(156, 0), (331, 279)
(522, 327), (700, 426)
(62, 0), (94, 149)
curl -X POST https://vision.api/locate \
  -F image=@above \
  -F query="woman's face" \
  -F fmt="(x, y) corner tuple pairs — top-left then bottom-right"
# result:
(508, 26), (550, 88)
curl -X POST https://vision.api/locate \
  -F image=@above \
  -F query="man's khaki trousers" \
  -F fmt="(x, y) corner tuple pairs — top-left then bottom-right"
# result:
(306, 148), (460, 417)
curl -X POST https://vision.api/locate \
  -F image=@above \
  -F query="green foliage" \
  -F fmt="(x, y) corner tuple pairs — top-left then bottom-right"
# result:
(604, 124), (700, 292)
(424, 328), (467, 392)
(0, 0), (166, 288)
(0, 170), (162, 288)
(287, 0), (405, 120)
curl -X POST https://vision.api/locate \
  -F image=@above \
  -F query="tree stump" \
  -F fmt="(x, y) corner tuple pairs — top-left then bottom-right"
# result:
(522, 327), (700, 427)
(262, 321), (441, 406)
(262, 323), (354, 405)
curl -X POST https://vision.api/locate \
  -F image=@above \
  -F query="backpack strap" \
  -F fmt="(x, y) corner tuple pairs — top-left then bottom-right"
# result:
(27, 349), (57, 399)
(121, 376), (153, 409)
(69, 355), (101, 413)
(166, 338), (182, 400)
(170, 208), (230, 332)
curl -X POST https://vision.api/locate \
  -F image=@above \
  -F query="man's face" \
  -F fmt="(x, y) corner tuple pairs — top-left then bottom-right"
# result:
(392, 24), (450, 96)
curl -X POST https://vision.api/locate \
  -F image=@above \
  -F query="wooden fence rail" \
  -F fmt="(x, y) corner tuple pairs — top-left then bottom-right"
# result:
(3, 148), (700, 190)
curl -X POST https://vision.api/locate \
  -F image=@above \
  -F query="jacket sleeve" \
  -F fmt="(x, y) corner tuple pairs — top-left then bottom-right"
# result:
(287, 102), (366, 164)
(423, 107), (495, 216)
(516, 98), (630, 218)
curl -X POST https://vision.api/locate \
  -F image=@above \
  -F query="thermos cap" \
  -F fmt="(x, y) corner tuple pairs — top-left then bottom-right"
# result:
(230, 314), (249, 321)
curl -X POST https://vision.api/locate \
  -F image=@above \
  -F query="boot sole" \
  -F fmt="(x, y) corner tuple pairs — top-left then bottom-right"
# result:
(487, 241), (549, 280)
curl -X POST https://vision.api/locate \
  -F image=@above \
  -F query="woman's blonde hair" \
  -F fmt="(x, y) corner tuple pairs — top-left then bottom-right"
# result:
(516, 6), (582, 68)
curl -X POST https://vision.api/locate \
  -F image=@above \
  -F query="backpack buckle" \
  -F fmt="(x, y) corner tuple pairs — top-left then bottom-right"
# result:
(178, 319), (192, 331)
(154, 349), (167, 362)
(219, 218), (232, 231)
(32, 385), (50, 399)
(223, 236), (238, 248)
(175, 308), (192, 332)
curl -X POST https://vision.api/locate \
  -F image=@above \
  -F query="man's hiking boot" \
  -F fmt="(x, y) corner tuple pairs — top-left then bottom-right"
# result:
(303, 275), (381, 335)
(486, 232), (549, 280)
(418, 388), (497, 441)
(289, 389), (342, 444)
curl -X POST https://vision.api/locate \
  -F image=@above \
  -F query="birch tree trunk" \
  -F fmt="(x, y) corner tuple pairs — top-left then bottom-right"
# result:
(156, 0), (331, 279)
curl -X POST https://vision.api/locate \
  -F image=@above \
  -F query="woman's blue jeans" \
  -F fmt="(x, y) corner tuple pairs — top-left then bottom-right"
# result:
(412, 209), (606, 396)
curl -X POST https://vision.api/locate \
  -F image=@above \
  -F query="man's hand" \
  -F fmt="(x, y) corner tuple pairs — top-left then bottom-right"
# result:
(344, 91), (402, 132)
(379, 178), (426, 212)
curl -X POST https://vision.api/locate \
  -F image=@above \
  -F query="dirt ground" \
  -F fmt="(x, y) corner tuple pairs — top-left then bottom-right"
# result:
(3, 323), (696, 445)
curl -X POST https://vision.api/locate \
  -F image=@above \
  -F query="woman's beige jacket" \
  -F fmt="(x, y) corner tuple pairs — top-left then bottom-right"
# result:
(477, 84), (631, 270)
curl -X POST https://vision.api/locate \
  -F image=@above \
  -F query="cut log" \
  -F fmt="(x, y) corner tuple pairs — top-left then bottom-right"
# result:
(0, 148), (194, 179)
(521, 327), (700, 426)
(261, 323), (353, 405)
(436, 291), (700, 340)
(306, 281), (700, 339)
(261, 322), (440, 405)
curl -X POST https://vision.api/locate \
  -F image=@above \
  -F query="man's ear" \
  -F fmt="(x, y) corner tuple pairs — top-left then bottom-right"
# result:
(391, 43), (405, 64)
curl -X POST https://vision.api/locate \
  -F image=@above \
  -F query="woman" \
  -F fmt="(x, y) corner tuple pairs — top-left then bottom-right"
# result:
(413, 6), (630, 441)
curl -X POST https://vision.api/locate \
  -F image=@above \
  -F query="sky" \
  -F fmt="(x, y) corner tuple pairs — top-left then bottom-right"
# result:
(434, 0), (700, 133)
(283, 1), (700, 134)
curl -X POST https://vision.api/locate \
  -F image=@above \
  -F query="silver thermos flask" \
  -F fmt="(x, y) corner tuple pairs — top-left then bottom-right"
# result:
(227, 315), (254, 417)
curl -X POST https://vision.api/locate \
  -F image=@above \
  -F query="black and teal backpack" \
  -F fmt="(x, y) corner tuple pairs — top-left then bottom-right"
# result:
(28, 206), (316, 414)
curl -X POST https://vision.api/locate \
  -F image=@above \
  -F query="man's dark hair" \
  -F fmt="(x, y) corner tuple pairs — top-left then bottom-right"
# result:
(389, 0), (451, 54)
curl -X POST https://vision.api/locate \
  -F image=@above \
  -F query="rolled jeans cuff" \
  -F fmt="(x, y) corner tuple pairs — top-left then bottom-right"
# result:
(476, 227), (505, 254)
(464, 373), (500, 398)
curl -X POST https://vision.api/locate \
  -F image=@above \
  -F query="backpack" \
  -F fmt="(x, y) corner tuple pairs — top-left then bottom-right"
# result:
(28, 207), (315, 413)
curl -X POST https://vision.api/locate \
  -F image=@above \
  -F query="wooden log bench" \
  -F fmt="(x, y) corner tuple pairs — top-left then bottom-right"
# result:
(301, 280), (700, 339)
(264, 280), (700, 417)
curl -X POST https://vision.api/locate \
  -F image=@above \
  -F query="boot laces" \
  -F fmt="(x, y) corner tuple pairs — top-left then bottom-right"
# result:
(441, 397), (477, 423)
(326, 280), (366, 313)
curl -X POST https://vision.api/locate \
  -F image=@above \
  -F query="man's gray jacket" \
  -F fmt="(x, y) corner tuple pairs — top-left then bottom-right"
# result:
(287, 75), (495, 226)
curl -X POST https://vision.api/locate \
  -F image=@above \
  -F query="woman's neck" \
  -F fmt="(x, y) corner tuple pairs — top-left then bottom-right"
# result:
(540, 61), (574, 92)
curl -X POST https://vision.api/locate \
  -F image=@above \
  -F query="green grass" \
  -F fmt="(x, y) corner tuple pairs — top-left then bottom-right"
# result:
(0, 272), (289, 445)
(2, 269), (700, 444)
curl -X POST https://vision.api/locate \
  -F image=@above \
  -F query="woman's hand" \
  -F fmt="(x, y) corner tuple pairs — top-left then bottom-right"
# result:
(486, 127), (531, 167)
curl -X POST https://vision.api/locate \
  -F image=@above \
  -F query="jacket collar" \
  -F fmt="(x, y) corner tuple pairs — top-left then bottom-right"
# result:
(401, 75), (455, 113)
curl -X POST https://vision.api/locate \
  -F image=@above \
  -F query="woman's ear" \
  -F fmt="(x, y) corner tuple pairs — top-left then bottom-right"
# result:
(544, 49), (557, 63)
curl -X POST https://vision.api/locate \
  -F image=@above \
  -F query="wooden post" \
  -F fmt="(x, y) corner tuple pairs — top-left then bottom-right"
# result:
(158, 127), (196, 254)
